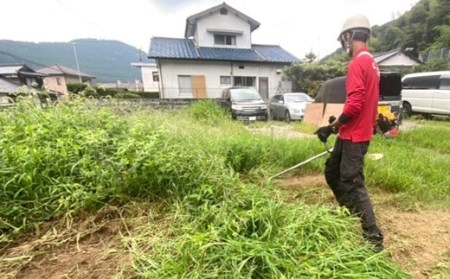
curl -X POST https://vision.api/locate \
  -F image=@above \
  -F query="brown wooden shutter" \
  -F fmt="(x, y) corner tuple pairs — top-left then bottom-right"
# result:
(192, 75), (207, 99)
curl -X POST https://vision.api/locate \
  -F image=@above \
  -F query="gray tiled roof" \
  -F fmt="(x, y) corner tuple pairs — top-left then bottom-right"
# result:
(148, 37), (299, 63)
(0, 65), (24, 75)
(373, 48), (422, 64)
(38, 64), (94, 78)
(0, 77), (20, 93)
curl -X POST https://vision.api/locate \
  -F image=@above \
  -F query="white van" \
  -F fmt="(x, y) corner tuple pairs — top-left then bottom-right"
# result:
(401, 71), (450, 117)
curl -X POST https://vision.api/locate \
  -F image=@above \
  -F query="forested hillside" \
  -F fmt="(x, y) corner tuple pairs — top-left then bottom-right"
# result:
(371, 0), (449, 58)
(0, 39), (151, 83)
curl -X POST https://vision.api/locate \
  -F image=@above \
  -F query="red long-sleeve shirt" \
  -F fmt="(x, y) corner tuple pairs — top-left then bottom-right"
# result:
(339, 47), (380, 143)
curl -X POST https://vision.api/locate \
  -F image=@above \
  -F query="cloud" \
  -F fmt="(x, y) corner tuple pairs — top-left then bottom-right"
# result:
(149, 0), (197, 11)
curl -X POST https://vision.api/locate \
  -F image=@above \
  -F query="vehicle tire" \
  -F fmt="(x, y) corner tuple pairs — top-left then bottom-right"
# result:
(285, 110), (291, 123)
(402, 102), (412, 118)
(270, 109), (275, 120)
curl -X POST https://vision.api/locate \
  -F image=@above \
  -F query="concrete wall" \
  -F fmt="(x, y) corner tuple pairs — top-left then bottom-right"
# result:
(132, 63), (160, 92)
(43, 76), (68, 96)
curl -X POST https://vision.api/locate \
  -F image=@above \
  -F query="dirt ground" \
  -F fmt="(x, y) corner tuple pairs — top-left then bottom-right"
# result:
(278, 175), (450, 279)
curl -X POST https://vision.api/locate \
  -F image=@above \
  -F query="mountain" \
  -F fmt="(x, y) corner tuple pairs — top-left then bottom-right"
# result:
(371, 0), (450, 55)
(321, 0), (449, 63)
(0, 39), (152, 83)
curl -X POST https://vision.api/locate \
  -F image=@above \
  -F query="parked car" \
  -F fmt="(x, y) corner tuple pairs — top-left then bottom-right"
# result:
(401, 71), (450, 118)
(269, 92), (313, 122)
(220, 87), (268, 121)
(312, 72), (402, 133)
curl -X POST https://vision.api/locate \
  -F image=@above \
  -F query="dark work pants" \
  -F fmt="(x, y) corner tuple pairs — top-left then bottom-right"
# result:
(325, 138), (383, 242)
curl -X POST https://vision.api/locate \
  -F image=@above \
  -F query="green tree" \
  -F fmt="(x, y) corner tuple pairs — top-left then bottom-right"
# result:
(284, 58), (346, 97)
(304, 52), (317, 63)
(433, 25), (450, 48)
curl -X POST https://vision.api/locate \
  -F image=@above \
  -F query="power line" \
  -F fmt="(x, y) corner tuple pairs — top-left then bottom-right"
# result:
(0, 50), (48, 69)
(54, 0), (99, 27)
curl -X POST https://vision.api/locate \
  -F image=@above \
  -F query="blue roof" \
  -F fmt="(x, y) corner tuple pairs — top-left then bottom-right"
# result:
(148, 37), (299, 63)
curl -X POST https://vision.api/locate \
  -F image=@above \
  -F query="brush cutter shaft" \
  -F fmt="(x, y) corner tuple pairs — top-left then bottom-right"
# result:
(269, 149), (332, 181)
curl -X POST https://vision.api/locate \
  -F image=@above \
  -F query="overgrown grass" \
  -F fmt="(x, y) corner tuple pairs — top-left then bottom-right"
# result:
(0, 99), (127, 235)
(125, 185), (408, 279)
(365, 123), (450, 207)
(4, 100), (448, 277)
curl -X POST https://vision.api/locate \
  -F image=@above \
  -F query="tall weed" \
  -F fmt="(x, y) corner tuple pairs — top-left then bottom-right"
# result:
(128, 185), (408, 278)
(0, 100), (127, 233)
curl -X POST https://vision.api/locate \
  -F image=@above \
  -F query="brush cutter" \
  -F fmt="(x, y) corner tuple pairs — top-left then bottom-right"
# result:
(268, 143), (333, 182)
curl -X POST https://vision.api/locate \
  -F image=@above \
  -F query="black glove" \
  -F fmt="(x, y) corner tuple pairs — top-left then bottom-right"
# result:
(328, 115), (336, 124)
(314, 125), (333, 143)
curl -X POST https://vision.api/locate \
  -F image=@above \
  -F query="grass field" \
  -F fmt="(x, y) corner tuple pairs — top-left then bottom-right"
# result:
(0, 99), (449, 278)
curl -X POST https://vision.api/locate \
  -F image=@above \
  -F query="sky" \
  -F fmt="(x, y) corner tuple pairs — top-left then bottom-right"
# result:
(1, 0), (420, 60)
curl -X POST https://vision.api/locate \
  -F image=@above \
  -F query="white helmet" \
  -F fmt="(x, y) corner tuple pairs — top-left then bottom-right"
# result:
(338, 14), (371, 54)
(339, 14), (371, 37)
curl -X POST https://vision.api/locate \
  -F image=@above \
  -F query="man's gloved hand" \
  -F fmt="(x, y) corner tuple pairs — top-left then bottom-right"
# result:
(314, 125), (333, 143)
(328, 115), (337, 124)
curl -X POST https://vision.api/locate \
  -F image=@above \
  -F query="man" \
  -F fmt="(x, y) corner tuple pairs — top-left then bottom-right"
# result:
(314, 14), (384, 252)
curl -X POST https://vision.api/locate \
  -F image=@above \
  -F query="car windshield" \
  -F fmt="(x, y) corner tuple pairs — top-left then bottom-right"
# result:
(285, 94), (313, 103)
(230, 88), (261, 101)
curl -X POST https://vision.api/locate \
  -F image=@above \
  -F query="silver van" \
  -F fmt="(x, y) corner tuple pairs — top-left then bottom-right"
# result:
(402, 71), (450, 117)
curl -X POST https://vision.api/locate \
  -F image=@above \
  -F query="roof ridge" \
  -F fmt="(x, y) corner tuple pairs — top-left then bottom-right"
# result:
(252, 47), (267, 61)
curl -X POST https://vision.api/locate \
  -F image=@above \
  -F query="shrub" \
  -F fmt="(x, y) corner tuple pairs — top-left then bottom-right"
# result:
(186, 100), (228, 124)
(114, 92), (141, 99)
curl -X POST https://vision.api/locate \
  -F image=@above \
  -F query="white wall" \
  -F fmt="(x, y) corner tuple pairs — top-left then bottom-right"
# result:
(132, 63), (160, 92)
(158, 59), (291, 99)
(194, 12), (252, 49)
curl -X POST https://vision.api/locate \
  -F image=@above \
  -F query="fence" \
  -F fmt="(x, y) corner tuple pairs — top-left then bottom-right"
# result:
(420, 47), (450, 62)
(158, 86), (291, 100)
(1, 85), (292, 110)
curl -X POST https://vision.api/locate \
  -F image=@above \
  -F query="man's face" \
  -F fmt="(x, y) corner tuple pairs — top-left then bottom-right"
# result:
(339, 31), (353, 57)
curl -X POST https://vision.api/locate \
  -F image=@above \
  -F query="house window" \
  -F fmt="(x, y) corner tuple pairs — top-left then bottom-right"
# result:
(233, 76), (256, 87)
(178, 75), (192, 95)
(152, 71), (159, 82)
(220, 76), (231, 85)
(56, 77), (61, 86)
(214, 34), (236, 46)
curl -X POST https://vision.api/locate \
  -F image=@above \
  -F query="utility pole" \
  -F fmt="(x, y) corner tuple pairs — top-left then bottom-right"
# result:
(72, 42), (82, 83)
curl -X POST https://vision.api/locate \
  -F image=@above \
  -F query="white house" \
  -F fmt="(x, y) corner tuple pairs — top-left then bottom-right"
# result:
(373, 48), (422, 72)
(148, 2), (300, 100)
(131, 60), (160, 93)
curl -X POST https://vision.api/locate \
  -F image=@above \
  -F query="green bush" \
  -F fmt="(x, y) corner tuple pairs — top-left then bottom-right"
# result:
(66, 82), (87, 94)
(186, 100), (228, 124)
(114, 92), (141, 99)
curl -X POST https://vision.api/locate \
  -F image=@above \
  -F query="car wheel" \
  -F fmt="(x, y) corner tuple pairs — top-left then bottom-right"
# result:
(270, 109), (276, 120)
(402, 102), (412, 118)
(285, 110), (291, 123)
